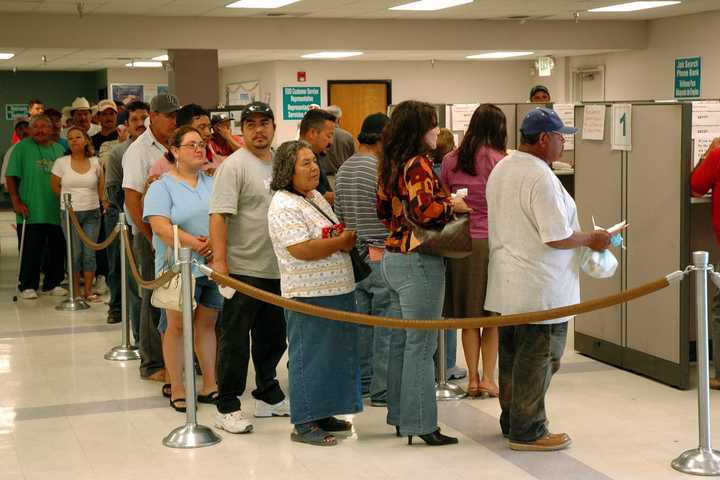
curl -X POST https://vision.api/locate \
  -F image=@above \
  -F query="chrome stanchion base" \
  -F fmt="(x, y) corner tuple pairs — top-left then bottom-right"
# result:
(55, 298), (90, 311)
(163, 424), (221, 449)
(104, 344), (140, 361)
(672, 448), (720, 476)
(435, 381), (467, 401)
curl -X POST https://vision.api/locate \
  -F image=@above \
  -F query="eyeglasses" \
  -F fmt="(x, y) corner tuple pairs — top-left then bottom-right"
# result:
(179, 141), (207, 151)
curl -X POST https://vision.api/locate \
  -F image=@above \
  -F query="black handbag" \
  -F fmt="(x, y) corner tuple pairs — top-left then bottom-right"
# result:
(301, 195), (372, 282)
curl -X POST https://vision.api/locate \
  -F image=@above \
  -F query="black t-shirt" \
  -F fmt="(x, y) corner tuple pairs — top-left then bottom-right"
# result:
(91, 130), (118, 153)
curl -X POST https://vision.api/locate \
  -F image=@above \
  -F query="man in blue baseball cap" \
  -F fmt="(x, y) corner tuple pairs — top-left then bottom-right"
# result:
(484, 107), (612, 452)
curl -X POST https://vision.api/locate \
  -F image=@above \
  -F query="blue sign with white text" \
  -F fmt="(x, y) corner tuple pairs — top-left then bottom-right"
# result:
(675, 57), (701, 98)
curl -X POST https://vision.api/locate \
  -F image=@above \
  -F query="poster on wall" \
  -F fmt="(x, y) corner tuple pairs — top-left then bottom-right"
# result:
(5, 104), (29, 121)
(553, 104), (575, 151)
(450, 104), (478, 132)
(111, 84), (144, 104)
(226, 81), (260, 106)
(282, 86), (321, 120)
(610, 104), (632, 151)
(674, 56), (701, 99)
(581, 105), (606, 141)
(692, 101), (720, 167)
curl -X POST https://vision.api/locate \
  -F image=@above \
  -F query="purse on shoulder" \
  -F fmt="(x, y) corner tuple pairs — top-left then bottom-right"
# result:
(151, 224), (197, 312)
(403, 201), (472, 258)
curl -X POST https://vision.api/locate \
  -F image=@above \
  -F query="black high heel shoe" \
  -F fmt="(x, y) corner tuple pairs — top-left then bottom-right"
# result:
(395, 426), (401, 437)
(408, 429), (458, 446)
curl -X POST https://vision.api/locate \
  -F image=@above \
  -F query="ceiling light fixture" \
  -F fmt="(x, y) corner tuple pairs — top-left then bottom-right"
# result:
(0, 53), (15, 60)
(390, 0), (473, 11)
(301, 51), (364, 59)
(152, 54), (169, 61)
(126, 61), (163, 68)
(588, 1), (681, 13)
(225, 0), (300, 8)
(466, 51), (534, 59)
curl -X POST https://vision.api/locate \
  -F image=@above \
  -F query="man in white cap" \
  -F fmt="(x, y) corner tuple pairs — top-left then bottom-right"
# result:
(62, 97), (100, 138)
(92, 99), (120, 153)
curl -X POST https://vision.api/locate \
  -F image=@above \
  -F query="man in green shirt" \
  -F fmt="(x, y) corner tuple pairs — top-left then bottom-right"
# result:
(6, 114), (68, 300)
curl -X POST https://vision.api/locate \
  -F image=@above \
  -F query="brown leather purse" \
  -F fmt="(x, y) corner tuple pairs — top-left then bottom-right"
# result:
(403, 201), (472, 259)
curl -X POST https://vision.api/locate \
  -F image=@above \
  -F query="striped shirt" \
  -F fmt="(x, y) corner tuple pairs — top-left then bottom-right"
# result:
(334, 153), (388, 260)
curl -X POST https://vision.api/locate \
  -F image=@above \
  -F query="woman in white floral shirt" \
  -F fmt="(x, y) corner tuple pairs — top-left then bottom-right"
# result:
(267, 140), (361, 447)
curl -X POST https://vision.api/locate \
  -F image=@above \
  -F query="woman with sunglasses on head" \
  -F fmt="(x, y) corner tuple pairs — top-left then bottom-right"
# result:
(143, 125), (222, 412)
(377, 100), (471, 446)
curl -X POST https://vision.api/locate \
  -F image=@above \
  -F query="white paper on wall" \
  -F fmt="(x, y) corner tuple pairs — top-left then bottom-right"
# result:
(450, 104), (478, 132)
(611, 104), (632, 151)
(553, 104), (575, 150)
(582, 105), (606, 141)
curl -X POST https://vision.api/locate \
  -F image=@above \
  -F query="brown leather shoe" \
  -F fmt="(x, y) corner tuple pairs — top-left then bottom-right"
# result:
(710, 378), (720, 390)
(509, 433), (572, 452)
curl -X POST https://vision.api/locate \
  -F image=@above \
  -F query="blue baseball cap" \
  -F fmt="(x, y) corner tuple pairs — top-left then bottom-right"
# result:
(520, 107), (578, 135)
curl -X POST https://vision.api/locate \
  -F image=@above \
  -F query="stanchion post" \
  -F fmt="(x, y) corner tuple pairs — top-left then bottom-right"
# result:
(435, 329), (466, 401)
(163, 247), (221, 449)
(672, 251), (720, 475)
(105, 213), (140, 361)
(56, 193), (89, 311)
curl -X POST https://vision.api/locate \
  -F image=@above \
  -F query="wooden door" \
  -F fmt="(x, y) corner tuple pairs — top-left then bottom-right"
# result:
(328, 81), (391, 140)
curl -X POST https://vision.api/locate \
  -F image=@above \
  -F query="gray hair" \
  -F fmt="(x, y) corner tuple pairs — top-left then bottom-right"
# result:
(326, 105), (342, 120)
(29, 114), (51, 128)
(271, 140), (313, 192)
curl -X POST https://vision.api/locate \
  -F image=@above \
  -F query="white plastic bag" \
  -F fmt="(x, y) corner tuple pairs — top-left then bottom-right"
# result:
(580, 248), (618, 279)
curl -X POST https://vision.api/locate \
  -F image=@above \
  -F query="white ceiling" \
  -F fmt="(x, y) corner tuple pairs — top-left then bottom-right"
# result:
(0, 0), (717, 20)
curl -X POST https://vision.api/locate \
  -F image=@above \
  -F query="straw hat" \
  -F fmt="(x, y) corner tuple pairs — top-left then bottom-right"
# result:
(62, 97), (96, 116)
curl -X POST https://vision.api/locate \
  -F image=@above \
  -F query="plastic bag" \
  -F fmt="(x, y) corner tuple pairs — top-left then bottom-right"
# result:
(581, 248), (618, 279)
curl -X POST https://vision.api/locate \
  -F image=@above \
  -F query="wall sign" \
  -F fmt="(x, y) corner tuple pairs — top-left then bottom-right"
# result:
(675, 56), (701, 99)
(582, 105), (606, 141)
(282, 86), (321, 120)
(611, 103), (632, 151)
(5, 104), (28, 121)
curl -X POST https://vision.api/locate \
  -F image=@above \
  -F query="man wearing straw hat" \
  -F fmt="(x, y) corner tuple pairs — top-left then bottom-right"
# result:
(61, 97), (100, 138)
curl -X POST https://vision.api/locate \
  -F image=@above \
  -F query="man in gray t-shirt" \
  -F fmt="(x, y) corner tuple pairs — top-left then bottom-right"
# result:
(209, 102), (288, 434)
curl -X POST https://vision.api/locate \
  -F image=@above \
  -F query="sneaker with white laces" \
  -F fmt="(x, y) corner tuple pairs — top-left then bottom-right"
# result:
(93, 275), (108, 295)
(447, 366), (467, 380)
(21, 289), (38, 300)
(254, 398), (290, 418)
(215, 410), (254, 434)
(49, 286), (68, 297)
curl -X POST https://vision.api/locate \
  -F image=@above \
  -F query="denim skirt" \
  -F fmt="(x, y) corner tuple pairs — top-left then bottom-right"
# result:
(286, 292), (363, 425)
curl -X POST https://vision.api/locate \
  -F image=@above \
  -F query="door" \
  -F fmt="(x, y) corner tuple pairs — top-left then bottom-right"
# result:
(328, 81), (391, 140)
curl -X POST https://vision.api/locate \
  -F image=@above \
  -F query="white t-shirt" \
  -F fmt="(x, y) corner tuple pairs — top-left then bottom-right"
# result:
(267, 189), (354, 298)
(484, 150), (580, 325)
(51, 155), (102, 211)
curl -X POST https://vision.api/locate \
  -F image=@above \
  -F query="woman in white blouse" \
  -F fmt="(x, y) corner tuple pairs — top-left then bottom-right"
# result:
(51, 126), (107, 301)
(267, 140), (361, 447)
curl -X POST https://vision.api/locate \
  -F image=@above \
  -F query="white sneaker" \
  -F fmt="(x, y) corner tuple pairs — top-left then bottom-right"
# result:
(93, 276), (108, 295)
(215, 410), (254, 434)
(49, 286), (68, 297)
(21, 289), (38, 300)
(254, 398), (290, 418)
(447, 366), (467, 380)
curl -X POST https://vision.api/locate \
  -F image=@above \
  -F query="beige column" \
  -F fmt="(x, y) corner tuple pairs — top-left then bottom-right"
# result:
(167, 49), (219, 109)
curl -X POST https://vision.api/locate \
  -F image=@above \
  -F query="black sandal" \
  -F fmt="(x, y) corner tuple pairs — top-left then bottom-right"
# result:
(162, 384), (171, 398)
(316, 416), (352, 432)
(291, 424), (337, 447)
(170, 398), (187, 413)
(197, 391), (219, 404)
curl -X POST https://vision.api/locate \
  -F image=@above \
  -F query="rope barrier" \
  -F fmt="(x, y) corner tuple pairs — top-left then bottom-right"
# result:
(68, 206), (120, 251)
(204, 266), (677, 330)
(120, 229), (178, 290)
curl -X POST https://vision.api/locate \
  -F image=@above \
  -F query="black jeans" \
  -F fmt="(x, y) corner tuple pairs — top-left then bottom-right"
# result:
(16, 223), (65, 292)
(499, 322), (568, 442)
(216, 274), (287, 414)
(134, 233), (164, 377)
(104, 204), (121, 315)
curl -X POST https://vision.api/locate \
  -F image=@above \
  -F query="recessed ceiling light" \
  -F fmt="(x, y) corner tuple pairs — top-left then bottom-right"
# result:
(588, 1), (681, 12)
(390, 0), (472, 11)
(152, 54), (168, 61)
(466, 51), (534, 59)
(125, 61), (163, 68)
(0, 53), (15, 60)
(301, 51), (364, 59)
(226, 0), (300, 8)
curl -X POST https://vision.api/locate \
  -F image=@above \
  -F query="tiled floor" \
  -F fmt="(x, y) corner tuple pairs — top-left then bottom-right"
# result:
(0, 210), (715, 480)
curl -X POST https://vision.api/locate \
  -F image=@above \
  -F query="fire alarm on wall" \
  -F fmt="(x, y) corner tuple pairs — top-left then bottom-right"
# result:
(297, 71), (306, 82)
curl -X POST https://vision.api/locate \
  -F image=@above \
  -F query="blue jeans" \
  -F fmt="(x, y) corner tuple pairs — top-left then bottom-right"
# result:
(105, 204), (121, 314)
(60, 208), (100, 273)
(382, 251), (445, 436)
(355, 260), (393, 401)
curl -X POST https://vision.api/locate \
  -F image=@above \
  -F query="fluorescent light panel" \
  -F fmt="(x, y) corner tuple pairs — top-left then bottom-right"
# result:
(301, 51), (363, 59)
(466, 51), (534, 59)
(0, 53), (14, 60)
(588, 1), (681, 12)
(126, 61), (163, 68)
(390, 0), (472, 11)
(226, 0), (300, 8)
(152, 54), (168, 61)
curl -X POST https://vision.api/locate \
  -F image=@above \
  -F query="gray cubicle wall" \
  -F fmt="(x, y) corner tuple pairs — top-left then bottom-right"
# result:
(574, 103), (691, 389)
